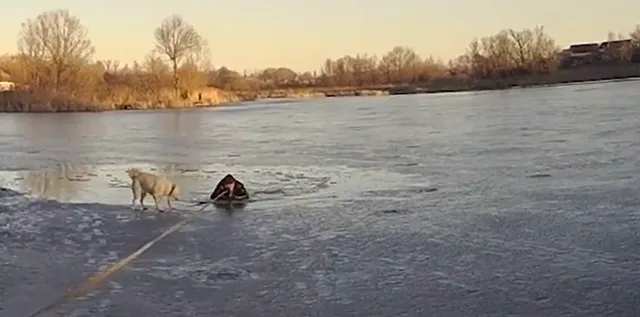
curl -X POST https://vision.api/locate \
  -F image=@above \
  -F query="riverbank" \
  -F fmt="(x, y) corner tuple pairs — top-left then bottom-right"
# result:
(232, 64), (640, 100)
(0, 86), (241, 112)
(400, 64), (640, 95)
(231, 87), (389, 101)
(2, 64), (640, 112)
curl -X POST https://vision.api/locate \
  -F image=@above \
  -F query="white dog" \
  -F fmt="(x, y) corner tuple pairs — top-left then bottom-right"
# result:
(126, 168), (181, 212)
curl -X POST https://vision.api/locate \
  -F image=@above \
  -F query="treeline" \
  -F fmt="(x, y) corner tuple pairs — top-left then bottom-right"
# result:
(317, 28), (559, 87)
(318, 26), (640, 87)
(1, 9), (640, 111)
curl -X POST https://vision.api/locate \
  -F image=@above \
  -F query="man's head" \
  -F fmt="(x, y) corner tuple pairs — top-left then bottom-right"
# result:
(211, 174), (235, 198)
(211, 174), (250, 201)
(223, 181), (235, 196)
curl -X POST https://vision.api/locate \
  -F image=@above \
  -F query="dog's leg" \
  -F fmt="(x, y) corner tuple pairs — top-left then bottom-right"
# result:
(131, 181), (140, 210)
(140, 192), (147, 211)
(131, 195), (137, 210)
(153, 195), (163, 212)
(167, 197), (173, 211)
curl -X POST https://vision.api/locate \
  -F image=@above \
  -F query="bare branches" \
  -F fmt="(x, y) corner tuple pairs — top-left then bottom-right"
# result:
(154, 15), (202, 62)
(378, 46), (422, 83)
(17, 11), (91, 91)
(101, 60), (120, 73)
(631, 25), (640, 44)
(184, 43), (212, 72)
(154, 15), (204, 94)
(17, 9), (94, 91)
(316, 47), (448, 86)
(457, 27), (559, 79)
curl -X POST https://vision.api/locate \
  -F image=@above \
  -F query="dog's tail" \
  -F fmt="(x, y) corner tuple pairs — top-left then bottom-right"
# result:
(126, 168), (141, 179)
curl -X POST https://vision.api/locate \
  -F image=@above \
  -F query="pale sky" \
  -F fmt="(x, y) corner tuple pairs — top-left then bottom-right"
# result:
(1, 0), (638, 72)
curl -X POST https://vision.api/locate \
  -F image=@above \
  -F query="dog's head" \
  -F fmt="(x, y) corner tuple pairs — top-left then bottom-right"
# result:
(168, 183), (181, 200)
(126, 168), (141, 179)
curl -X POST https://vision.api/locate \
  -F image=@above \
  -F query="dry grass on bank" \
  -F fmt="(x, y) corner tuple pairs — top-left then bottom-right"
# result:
(3, 64), (640, 113)
(0, 86), (241, 113)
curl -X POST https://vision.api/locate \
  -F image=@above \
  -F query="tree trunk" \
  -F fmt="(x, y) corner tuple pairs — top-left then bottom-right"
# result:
(171, 58), (179, 97)
(55, 64), (63, 93)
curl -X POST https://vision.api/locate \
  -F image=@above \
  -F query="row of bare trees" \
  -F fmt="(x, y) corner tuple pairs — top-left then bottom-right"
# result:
(2, 8), (640, 104)
(284, 25), (640, 87)
(317, 49), (448, 87)
(448, 27), (559, 79)
(1, 9), (211, 106)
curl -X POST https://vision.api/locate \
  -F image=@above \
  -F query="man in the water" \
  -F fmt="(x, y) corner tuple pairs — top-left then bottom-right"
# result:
(210, 174), (249, 202)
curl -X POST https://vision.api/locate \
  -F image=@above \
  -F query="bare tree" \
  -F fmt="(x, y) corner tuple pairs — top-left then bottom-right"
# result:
(529, 26), (558, 72)
(319, 59), (337, 86)
(101, 60), (121, 73)
(508, 29), (533, 71)
(185, 44), (212, 72)
(461, 26), (558, 78)
(420, 56), (447, 79)
(346, 54), (377, 86)
(318, 49), (449, 87)
(154, 15), (204, 95)
(379, 46), (421, 83)
(604, 31), (633, 63)
(631, 25), (640, 45)
(17, 9), (95, 91)
(448, 55), (471, 77)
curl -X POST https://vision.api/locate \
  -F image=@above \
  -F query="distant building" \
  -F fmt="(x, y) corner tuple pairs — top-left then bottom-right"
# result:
(558, 38), (640, 68)
(599, 39), (632, 51)
(0, 81), (15, 91)
(567, 43), (600, 56)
